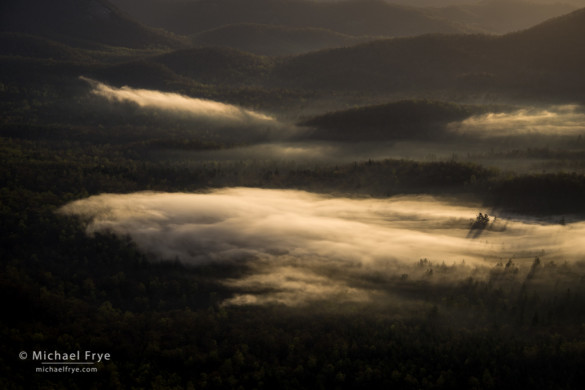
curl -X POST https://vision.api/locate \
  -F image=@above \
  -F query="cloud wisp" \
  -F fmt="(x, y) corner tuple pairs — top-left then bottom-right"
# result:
(81, 76), (276, 125)
(59, 188), (585, 305)
(451, 105), (585, 138)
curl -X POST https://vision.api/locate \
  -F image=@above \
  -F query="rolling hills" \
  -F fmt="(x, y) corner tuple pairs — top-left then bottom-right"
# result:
(27, 4), (581, 114)
(110, 0), (581, 37)
(2, 1), (585, 113)
(0, 0), (186, 49)
(0, 33), (92, 62)
(109, 0), (476, 37)
(428, 0), (578, 34)
(191, 23), (372, 56)
(269, 6), (585, 101)
(152, 47), (274, 86)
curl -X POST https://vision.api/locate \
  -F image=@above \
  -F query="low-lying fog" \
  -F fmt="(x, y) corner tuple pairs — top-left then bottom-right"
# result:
(83, 80), (585, 173)
(82, 76), (277, 126)
(60, 188), (585, 306)
(67, 84), (585, 306)
(450, 105), (585, 138)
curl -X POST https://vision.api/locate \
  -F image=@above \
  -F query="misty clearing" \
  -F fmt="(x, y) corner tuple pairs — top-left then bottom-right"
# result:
(60, 188), (585, 306)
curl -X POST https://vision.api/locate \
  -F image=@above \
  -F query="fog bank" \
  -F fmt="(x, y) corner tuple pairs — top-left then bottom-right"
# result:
(451, 105), (585, 138)
(81, 76), (276, 125)
(59, 188), (585, 305)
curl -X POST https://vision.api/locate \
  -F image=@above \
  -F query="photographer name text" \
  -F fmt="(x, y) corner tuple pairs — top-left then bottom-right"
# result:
(30, 350), (110, 363)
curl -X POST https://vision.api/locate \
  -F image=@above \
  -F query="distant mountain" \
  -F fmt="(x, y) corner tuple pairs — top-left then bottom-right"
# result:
(0, 33), (91, 62)
(270, 6), (585, 100)
(429, 0), (578, 34)
(270, 34), (500, 92)
(151, 47), (275, 86)
(0, 0), (185, 49)
(191, 24), (372, 56)
(85, 47), (287, 107)
(85, 6), (585, 107)
(88, 60), (193, 91)
(501, 6), (585, 71)
(89, 46), (297, 98)
(109, 0), (476, 37)
(7, 2), (583, 115)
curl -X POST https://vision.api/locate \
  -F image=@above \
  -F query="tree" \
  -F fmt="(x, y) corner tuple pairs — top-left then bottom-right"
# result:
(471, 213), (490, 229)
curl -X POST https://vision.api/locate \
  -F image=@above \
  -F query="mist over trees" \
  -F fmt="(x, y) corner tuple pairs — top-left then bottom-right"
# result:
(3, 0), (585, 388)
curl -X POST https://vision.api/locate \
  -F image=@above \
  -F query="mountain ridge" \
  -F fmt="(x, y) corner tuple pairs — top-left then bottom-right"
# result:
(268, 6), (585, 100)
(0, 0), (186, 49)
(109, 0), (477, 37)
(191, 23), (374, 56)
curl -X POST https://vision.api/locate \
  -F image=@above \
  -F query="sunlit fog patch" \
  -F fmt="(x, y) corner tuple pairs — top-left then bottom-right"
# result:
(452, 105), (585, 137)
(59, 188), (585, 305)
(224, 265), (372, 306)
(80, 76), (275, 125)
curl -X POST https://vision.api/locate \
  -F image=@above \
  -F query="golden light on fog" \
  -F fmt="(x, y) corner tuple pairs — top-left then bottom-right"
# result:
(59, 188), (585, 305)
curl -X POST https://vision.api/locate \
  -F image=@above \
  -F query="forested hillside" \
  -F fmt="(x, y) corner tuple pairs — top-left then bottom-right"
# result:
(298, 100), (500, 141)
(191, 24), (371, 56)
(0, 0), (186, 49)
(270, 8), (585, 100)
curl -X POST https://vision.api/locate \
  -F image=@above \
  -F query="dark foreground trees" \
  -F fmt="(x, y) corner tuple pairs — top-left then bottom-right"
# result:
(2, 117), (585, 389)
